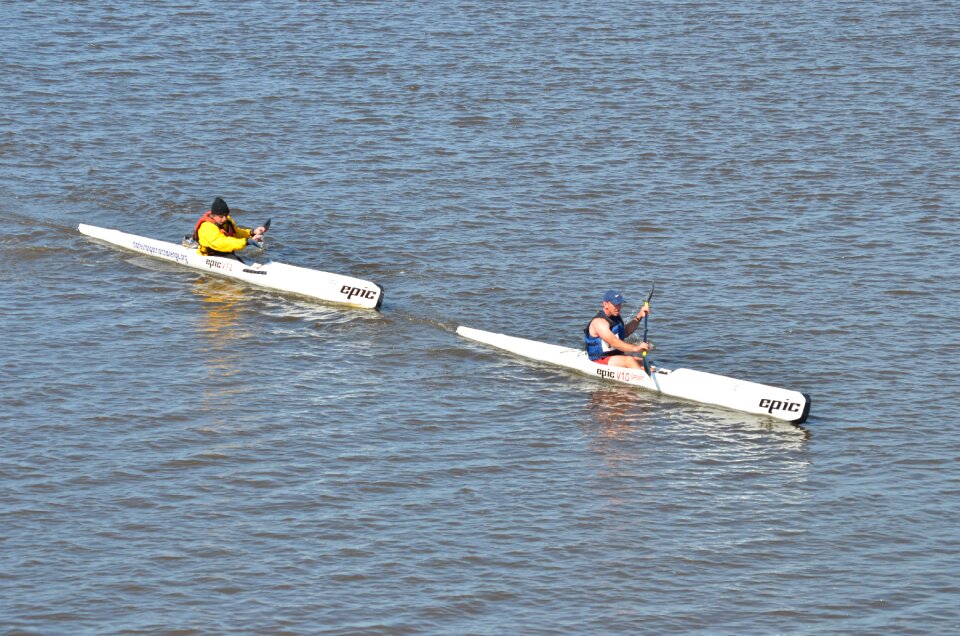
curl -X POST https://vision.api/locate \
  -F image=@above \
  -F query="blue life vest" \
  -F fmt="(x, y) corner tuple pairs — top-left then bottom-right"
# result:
(584, 310), (625, 360)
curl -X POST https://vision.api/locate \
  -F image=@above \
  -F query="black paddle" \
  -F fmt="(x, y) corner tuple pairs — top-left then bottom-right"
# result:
(641, 283), (655, 374)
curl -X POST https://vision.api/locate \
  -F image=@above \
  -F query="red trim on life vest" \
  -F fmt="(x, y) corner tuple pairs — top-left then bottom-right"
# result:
(193, 211), (237, 242)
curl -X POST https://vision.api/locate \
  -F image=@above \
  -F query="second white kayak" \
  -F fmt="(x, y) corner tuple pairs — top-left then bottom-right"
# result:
(79, 223), (383, 309)
(456, 325), (811, 424)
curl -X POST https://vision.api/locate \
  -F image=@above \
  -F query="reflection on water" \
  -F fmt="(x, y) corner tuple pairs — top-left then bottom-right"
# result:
(579, 388), (659, 474)
(584, 387), (655, 437)
(192, 277), (253, 407)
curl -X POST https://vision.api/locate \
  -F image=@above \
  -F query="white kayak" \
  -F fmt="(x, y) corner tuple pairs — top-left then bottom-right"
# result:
(78, 224), (383, 310)
(456, 326), (811, 424)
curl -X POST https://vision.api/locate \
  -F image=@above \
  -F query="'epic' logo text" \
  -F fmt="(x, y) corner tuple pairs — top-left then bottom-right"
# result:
(758, 398), (803, 414)
(341, 285), (378, 301)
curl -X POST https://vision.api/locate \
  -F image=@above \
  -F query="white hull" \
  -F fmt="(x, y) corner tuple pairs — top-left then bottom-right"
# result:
(78, 224), (383, 309)
(457, 326), (811, 423)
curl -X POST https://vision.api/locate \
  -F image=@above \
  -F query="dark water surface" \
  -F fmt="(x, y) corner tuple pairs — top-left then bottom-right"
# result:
(2, 2), (958, 634)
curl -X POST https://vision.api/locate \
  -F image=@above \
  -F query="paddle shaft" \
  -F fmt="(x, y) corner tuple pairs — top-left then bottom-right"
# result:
(641, 283), (655, 374)
(642, 283), (654, 343)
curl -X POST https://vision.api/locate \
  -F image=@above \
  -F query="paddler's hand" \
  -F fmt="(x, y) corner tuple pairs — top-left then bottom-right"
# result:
(633, 342), (650, 354)
(636, 306), (650, 321)
(253, 226), (267, 236)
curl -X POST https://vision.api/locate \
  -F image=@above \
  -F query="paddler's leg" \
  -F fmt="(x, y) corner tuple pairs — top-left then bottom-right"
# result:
(205, 248), (246, 264)
(606, 354), (653, 374)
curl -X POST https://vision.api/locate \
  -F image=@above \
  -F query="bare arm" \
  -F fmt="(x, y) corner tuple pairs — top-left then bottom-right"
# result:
(624, 305), (650, 338)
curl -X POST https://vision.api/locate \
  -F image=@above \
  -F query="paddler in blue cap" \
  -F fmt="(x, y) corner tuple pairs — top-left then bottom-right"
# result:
(584, 289), (651, 370)
(192, 197), (268, 256)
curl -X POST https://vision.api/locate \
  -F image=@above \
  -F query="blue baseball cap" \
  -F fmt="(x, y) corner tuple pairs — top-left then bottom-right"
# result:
(602, 289), (624, 305)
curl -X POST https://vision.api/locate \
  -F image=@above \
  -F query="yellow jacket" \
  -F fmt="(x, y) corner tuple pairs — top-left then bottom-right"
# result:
(196, 216), (253, 255)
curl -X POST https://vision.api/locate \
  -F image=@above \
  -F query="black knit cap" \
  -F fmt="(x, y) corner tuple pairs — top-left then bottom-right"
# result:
(211, 197), (230, 216)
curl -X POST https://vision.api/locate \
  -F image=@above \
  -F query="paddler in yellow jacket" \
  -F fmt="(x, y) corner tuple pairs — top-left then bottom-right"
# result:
(192, 197), (268, 256)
